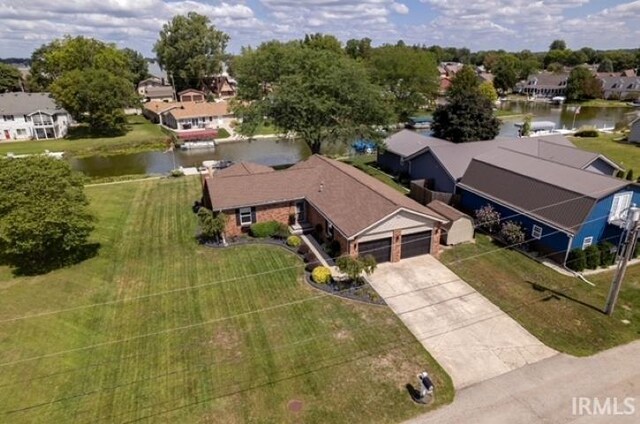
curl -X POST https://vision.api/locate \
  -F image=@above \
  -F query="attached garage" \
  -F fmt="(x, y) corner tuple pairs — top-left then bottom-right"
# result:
(358, 238), (392, 263)
(400, 231), (431, 259)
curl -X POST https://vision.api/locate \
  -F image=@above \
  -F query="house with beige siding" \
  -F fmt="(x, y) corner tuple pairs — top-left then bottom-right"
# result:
(202, 155), (446, 263)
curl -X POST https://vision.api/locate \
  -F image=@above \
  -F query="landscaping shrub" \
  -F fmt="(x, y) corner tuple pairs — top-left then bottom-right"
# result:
(311, 266), (332, 284)
(584, 245), (601, 269)
(323, 240), (341, 258)
(250, 221), (281, 238)
(573, 127), (599, 137)
(475, 204), (501, 233)
(499, 220), (525, 245)
(616, 170), (625, 179)
(298, 244), (310, 255)
(286, 235), (302, 247)
(274, 223), (290, 239)
(170, 169), (184, 177)
(336, 254), (377, 283)
(567, 248), (586, 272)
(626, 169), (634, 181)
(598, 241), (616, 267)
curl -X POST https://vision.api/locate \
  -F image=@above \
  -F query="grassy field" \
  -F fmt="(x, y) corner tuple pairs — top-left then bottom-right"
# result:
(342, 154), (409, 193)
(567, 99), (631, 108)
(0, 115), (167, 158)
(441, 235), (640, 356)
(0, 177), (452, 423)
(570, 133), (640, 172)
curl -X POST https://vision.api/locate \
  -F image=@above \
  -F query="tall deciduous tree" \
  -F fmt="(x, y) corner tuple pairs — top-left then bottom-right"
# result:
(367, 45), (439, 121)
(302, 33), (343, 53)
(566, 67), (602, 101)
(153, 12), (229, 92)
(431, 65), (500, 143)
(121, 47), (150, 85)
(0, 63), (22, 92)
(51, 68), (138, 135)
(492, 54), (520, 92)
(549, 40), (567, 51)
(0, 156), (95, 275)
(597, 58), (614, 73)
(29, 36), (132, 91)
(266, 49), (390, 153)
(345, 38), (372, 60)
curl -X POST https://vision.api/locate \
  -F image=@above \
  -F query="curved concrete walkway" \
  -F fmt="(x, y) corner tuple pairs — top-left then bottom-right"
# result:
(367, 255), (557, 389)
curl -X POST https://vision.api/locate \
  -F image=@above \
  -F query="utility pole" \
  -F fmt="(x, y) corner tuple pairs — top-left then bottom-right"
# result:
(605, 206), (640, 315)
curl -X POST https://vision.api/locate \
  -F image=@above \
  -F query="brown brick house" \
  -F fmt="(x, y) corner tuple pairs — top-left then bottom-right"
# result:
(202, 156), (446, 263)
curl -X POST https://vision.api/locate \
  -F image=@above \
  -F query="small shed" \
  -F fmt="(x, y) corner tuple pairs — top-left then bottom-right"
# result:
(427, 200), (474, 245)
(630, 118), (640, 144)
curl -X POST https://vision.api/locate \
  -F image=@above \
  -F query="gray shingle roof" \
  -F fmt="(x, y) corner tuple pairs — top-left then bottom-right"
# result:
(0, 92), (65, 116)
(145, 86), (175, 98)
(459, 149), (630, 234)
(205, 155), (445, 238)
(525, 72), (569, 89)
(383, 129), (449, 158)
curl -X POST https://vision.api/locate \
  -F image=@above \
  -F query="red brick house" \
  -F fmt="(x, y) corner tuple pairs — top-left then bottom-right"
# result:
(202, 155), (446, 263)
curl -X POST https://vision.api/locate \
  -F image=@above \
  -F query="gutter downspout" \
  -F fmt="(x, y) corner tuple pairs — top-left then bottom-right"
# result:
(562, 234), (574, 267)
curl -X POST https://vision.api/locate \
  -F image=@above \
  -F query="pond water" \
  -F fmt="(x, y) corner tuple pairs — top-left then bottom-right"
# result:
(70, 102), (634, 178)
(70, 137), (311, 178)
(496, 101), (632, 137)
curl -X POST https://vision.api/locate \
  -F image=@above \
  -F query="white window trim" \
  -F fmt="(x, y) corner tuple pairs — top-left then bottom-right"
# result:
(239, 207), (252, 226)
(326, 220), (334, 238)
(531, 225), (543, 239)
(609, 191), (633, 224)
(582, 236), (594, 249)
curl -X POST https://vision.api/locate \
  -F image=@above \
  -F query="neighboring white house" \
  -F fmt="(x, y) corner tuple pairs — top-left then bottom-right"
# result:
(630, 118), (640, 144)
(0, 92), (71, 141)
(137, 76), (164, 96)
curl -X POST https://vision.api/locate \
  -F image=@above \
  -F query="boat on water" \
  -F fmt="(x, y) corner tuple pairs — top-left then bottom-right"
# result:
(551, 96), (566, 105)
(515, 120), (559, 136)
(628, 101), (640, 108)
(180, 141), (216, 150)
(352, 139), (376, 154)
(406, 115), (432, 130)
(201, 159), (234, 170)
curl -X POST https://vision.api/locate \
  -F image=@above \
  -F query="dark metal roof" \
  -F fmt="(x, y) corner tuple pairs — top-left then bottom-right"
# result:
(383, 129), (449, 158)
(459, 149), (630, 234)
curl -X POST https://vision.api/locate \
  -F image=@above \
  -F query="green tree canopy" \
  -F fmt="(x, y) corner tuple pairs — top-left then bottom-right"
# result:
(566, 66), (602, 101)
(492, 54), (520, 92)
(51, 68), (138, 135)
(0, 63), (22, 93)
(302, 33), (343, 53)
(597, 58), (614, 73)
(549, 39), (567, 51)
(153, 12), (229, 92)
(447, 65), (480, 98)
(29, 36), (132, 91)
(345, 38), (372, 60)
(0, 156), (95, 275)
(235, 45), (390, 153)
(366, 45), (439, 121)
(121, 47), (150, 85)
(479, 81), (498, 103)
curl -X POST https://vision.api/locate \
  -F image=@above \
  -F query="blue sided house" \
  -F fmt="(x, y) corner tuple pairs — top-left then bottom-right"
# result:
(457, 148), (640, 265)
(378, 131), (621, 194)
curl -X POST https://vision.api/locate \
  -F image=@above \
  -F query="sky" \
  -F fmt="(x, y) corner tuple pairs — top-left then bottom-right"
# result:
(0, 0), (638, 58)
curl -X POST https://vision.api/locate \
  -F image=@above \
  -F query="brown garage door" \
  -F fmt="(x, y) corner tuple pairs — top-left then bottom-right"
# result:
(400, 231), (431, 259)
(359, 238), (392, 263)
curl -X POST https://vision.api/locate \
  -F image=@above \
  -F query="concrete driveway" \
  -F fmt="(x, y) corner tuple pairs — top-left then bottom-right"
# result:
(367, 255), (557, 389)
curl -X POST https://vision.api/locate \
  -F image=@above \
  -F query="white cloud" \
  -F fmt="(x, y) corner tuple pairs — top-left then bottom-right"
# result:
(390, 2), (409, 14)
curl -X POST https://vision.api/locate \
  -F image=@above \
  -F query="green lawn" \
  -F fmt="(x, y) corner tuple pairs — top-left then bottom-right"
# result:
(567, 99), (631, 108)
(570, 133), (640, 172)
(342, 154), (409, 193)
(441, 235), (640, 356)
(0, 177), (452, 423)
(0, 115), (167, 158)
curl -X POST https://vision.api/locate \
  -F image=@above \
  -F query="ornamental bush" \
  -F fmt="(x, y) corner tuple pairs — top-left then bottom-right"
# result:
(584, 245), (601, 269)
(286, 235), (302, 247)
(573, 127), (599, 137)
(499, 220), (525, 246)
(475, 204), (501, 233)
(312, 266), (332, 284)
(598, 241), (616, 267)
(249, 220), (280, 238)
(567, 248), (586, 272)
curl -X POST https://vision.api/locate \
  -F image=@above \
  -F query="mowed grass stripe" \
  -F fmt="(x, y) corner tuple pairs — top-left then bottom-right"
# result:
(0, 177), (452, 423)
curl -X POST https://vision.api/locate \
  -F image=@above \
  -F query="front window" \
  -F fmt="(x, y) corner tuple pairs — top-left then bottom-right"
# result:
(239, 207), (252, 226)
(609, 191), (633, 224)
(531, 225), (542, 239)
(16, 129), (26, 136)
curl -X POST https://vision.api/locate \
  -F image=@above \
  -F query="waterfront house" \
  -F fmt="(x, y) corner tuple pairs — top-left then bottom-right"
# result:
(202, 155), (447, 263)
(0, 92), (71, 141)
